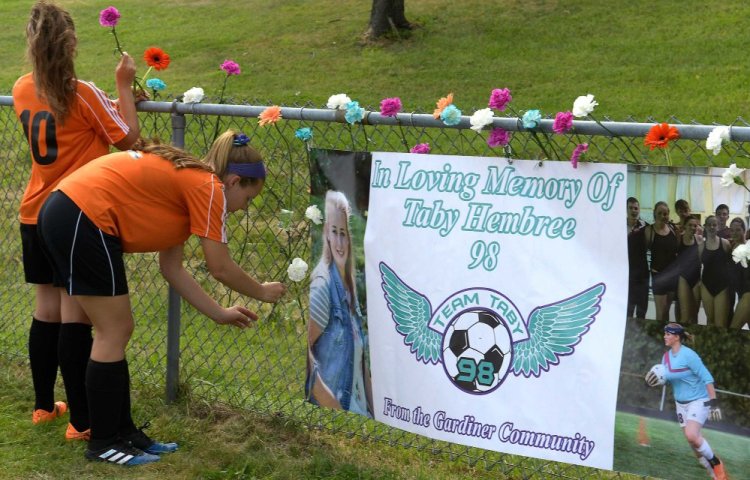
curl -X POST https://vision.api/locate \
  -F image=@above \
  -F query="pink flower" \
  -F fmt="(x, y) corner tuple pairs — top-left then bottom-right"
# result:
(488, 88), (512, 111)
(380, 97), (402, 117)
(571, 143), (588, 169)
(553, 111), (574, 134)
(99, 6), (120, 27)
(410, 143), (430, 154)
(220, 60), (241, 76)
(487, 128), (511, 148)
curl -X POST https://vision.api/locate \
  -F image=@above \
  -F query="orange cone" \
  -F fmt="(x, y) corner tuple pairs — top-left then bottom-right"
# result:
(638, 416), (650, 447)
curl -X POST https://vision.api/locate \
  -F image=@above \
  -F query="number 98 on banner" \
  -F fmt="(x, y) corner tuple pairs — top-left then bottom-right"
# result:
(442, 310), (513, 394)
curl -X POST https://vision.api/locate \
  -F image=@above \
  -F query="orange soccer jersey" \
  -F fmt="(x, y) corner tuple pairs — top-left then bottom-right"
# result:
(57, 151), (227, 253)
(12, 73), (130, 224)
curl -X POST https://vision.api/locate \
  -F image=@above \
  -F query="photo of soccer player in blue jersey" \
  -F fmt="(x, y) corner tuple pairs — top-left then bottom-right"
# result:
(644, 323), (728, 480)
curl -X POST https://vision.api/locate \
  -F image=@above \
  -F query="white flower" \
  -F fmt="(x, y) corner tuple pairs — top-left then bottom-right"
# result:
(732, 244), (750, 268)
(720, 163), (745, 188)
(705, 126), (731, 155)
(469, 108), (495, 132)
(287, 257), (308, 282)
(326, 93), (352, 110)
(572, 94), (598, 118)
(305, 205), (323, 225)
(182, 87), (205, 103)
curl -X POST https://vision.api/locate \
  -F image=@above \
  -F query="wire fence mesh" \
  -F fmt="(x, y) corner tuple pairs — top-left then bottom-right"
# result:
(1, 96), (746, 479)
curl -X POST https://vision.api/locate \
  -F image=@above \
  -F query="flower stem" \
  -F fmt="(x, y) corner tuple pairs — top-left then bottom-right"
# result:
(111, 27), (124, 56)
(347, 124), (357, 151)
(589, 113), (640, 164)
(396, 118), (409, 153)
(212, 75), (229, 142)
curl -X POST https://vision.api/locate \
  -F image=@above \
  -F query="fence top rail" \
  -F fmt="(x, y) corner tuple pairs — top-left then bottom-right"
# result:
(2, 95), (749, 142)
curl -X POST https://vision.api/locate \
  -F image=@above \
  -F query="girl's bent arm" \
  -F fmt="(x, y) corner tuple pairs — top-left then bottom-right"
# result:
(200, 237), (286, 302)
(159, 244), (256, 328)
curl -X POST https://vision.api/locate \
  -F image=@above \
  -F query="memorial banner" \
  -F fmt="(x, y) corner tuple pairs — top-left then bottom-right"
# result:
(364, 152), (628, 469)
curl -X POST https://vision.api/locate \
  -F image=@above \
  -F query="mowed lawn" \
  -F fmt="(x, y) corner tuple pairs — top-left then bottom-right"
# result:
(614, 411), (750, 480)
(0, 1), (749, 122)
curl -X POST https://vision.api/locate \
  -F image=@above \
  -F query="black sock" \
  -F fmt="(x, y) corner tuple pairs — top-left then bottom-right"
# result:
(709, 455), (721, 467)
(119, 360), (137, 436)
(29, 318), (60, 411)
(86, 359), (128, 450)
(58, 323), (92, 431)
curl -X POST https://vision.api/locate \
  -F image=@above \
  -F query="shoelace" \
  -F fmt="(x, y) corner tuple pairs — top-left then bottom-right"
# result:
(125, 421), (154, 448)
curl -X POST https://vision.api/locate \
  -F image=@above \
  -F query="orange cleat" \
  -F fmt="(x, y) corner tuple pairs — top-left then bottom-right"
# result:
(713, 461), (728, 480)
(65, 423), (91, 441)
(32, 401), (67, 424)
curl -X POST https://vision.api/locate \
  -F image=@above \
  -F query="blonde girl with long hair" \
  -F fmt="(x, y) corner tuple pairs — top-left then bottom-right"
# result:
(37, 130), (286, 465)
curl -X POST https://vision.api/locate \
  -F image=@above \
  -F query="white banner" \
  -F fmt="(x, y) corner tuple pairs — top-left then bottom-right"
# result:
(364, 152), (628, 469)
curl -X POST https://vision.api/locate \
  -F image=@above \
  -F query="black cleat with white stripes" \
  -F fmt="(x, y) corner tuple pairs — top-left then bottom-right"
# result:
(84, 441), (160, 466)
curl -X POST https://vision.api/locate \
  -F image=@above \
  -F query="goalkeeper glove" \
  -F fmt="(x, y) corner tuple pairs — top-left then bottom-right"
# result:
(707, 399), (722, 421)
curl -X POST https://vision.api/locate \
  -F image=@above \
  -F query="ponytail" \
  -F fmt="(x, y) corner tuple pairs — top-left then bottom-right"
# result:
(203, 130), (264, 186)
(26, 1), (77, 122)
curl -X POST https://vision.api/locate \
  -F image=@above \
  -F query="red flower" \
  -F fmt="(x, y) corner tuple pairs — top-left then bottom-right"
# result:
(143, 47), (170, 71)
(644, 123), (680, 150)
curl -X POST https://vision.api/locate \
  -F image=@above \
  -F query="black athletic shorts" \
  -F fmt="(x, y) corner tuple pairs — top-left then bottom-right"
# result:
(20, 223), (54, 284)
(37, 191), (129, 296)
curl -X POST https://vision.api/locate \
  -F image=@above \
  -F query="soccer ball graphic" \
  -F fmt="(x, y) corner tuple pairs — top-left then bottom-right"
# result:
(647, 363), (667, 386)
(442, 309), (513, 394)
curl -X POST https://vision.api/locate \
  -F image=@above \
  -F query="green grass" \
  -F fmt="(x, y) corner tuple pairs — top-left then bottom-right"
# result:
(1, 0), (750, 122)
(0, 358), (526, 480)
(614, 411), (750, 479)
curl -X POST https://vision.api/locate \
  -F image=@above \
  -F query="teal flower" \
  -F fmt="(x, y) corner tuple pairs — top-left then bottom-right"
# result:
(440, 104), (462, 126)
(146, 78), (166, 91)
(522, 109), (542, 129)
(344, 101), (365, 124)
(295, 127), (313, 141)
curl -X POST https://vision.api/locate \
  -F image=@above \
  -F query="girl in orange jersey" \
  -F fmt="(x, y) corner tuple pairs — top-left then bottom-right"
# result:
(37, 130), (286, 466)
(12, 1), (140, 440)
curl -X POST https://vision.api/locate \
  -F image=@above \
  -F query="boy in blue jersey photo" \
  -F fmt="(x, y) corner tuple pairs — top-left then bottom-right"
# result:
(645, 323), (727, 480)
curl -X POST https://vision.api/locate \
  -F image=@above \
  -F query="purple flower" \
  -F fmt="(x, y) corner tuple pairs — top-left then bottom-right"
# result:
(99, 6), (121, 27)
(220, 60), (241, 76)
(380, 97), (402, 117)
(410, 143), (431, 154)
(571, 143), (589, 169)
(487, 128), (511, 148)
(553, 111), (574, 135)
(489, 88), (512, 111)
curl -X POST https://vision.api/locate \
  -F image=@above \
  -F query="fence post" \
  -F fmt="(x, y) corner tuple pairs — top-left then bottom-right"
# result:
(165, 103), (186, 404)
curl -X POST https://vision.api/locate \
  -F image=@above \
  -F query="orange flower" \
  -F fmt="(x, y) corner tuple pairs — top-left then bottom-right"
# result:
(644, 123), (680, 150)
(432, 93), (454, 119)
(143, 47), (170, 71)
(259, 106), (282, 126)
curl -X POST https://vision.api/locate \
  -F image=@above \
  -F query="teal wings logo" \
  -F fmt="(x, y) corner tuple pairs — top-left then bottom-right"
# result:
(379, 262), (605, 394)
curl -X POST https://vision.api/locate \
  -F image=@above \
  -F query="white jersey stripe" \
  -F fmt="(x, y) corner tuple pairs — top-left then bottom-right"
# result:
(99, 229), (116, 295)
(221, 188), (227, 243)
(79, 80), (129, 133)
(69, 212), (83, 295)
(204, 174), (215, 237)
(75, 93), (117, 144)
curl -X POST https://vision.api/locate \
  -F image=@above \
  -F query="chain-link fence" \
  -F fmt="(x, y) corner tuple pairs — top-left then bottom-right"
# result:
(1, 96), (748, 479)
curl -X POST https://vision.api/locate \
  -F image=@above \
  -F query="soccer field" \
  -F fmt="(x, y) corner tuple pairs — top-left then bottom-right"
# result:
(614, 411), (750, 480)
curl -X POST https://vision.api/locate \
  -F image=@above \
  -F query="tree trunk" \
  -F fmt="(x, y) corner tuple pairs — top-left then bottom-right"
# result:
(367, 0), (411, 39)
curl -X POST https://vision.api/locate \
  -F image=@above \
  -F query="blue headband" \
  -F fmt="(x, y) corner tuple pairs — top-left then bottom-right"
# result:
(226, 162), (266, 179)
(664, 324), (684, 335)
